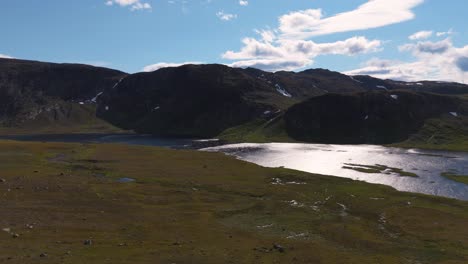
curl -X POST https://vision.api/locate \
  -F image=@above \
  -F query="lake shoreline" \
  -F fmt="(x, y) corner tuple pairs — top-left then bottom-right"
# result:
(2, 134), (468, 200)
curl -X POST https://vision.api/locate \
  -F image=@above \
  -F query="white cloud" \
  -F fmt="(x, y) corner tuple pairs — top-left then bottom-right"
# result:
(279, 0), (424, 39)
(216, 11), (237, 21)
(0, 54), (14, 59)
(239, 0), (248, 6)
(346, 39), (468, 83)
(142, 61), (204, 72)
(436, 29), (454, 37)
(223, 34), (381, 72)
(409, 30), (433, 40)
(105, 0), (151, 11)
(222, 0), (426, 72)
(130, 2), (151, 11)
(224, 36), (381, 60)
(399, 39), (451, 55)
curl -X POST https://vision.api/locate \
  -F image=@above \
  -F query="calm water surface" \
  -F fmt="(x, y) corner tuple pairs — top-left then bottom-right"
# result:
(3, 134), (467, 200)
(203, 143), (468, 200)
(0, 134), (197, 148)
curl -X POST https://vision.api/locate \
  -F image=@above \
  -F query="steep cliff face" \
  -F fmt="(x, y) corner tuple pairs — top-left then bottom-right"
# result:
(284, 91), (466, 144)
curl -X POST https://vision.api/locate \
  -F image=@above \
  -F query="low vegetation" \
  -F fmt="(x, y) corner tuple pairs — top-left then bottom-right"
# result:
(219, 118), (294, 143)
(0, 140), (467, 263)
(393, 116), (468, 152)
(342, 163), (418, 177)
(0, 103), (125, 136)
(441, 171), (468, 184)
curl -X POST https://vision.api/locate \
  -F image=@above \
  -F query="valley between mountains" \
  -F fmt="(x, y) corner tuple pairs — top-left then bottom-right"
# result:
(1, 58), (468, 263)
(1, 58), (467, 150)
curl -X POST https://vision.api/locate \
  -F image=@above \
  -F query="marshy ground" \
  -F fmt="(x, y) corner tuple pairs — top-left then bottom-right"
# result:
(342, 163), (419, 177)
(0, 140), (467, 263)
(441, 171), (468, 184)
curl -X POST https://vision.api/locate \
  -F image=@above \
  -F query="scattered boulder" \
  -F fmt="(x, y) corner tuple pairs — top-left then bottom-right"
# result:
(273, 244), (285, 253)
(253, 244), (286, 253)
(39, 253), (47, 258)
(83, 239), (93, 246)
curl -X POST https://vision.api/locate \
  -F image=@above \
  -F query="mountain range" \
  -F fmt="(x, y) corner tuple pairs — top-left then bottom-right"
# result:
(1, 58), (467, 149)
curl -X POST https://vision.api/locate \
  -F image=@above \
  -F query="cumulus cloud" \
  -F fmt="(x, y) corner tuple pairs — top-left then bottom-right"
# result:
(223, 34), (381, 71)
(409, 30), (433, 40)
(142, 61), (204, 72)
(216, 11), (237, 21)
(399, 38), (451, 55)
(105, 0), (151, 11)
(346, 39), (468, 83)
(239, 0), (248, 6)
(279, 0), (424, 39)
(0, 54), (14, 59)
(224, 36), (381, 60)
(222, 0), (427, 72)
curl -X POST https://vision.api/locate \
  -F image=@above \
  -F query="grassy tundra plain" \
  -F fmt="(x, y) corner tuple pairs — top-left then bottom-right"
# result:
(0, 140), (467, 264)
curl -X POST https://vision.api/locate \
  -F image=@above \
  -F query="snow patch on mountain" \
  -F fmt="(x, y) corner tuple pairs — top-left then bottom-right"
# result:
(376, 85), (388, 91)
(275, 84), (292, 97)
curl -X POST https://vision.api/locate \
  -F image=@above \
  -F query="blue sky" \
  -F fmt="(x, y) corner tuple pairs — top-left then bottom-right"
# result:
(1, 0), (467, 82)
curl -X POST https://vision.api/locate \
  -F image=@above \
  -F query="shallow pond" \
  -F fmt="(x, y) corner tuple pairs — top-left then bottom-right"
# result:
(203, 143), (468, 200)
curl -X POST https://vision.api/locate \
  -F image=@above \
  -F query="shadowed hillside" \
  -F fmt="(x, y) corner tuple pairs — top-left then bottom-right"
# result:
(284, 91), (467, 144)
(1, 59), (468, 147)
(0, 58), (127, 133)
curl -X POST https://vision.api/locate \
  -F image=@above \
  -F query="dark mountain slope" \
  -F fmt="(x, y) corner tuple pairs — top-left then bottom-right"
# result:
(97, 64), (299, 137)
(0, 58), (127, 132)
(97, 65), (396, 138)
(0, 58), (126, 100)
(1, 58), (468, 140)
(284, 91), (467, 144)
(243, 67), (367, 99)
(98, 63), (468, 139)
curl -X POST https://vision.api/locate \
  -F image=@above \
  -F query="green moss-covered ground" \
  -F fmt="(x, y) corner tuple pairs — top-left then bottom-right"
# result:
(392, 116), (468, 152)
(0, 140), (467, 263)
(441, 172), (468, 184)
(219, 117), (294, 143)
(342, 164), (418, 177)
(0, 103), (127, 136)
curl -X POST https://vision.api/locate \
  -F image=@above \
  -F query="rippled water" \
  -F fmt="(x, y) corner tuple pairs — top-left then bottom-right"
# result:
(4, 134), (467, 200)
(204, 143), (468, 200)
